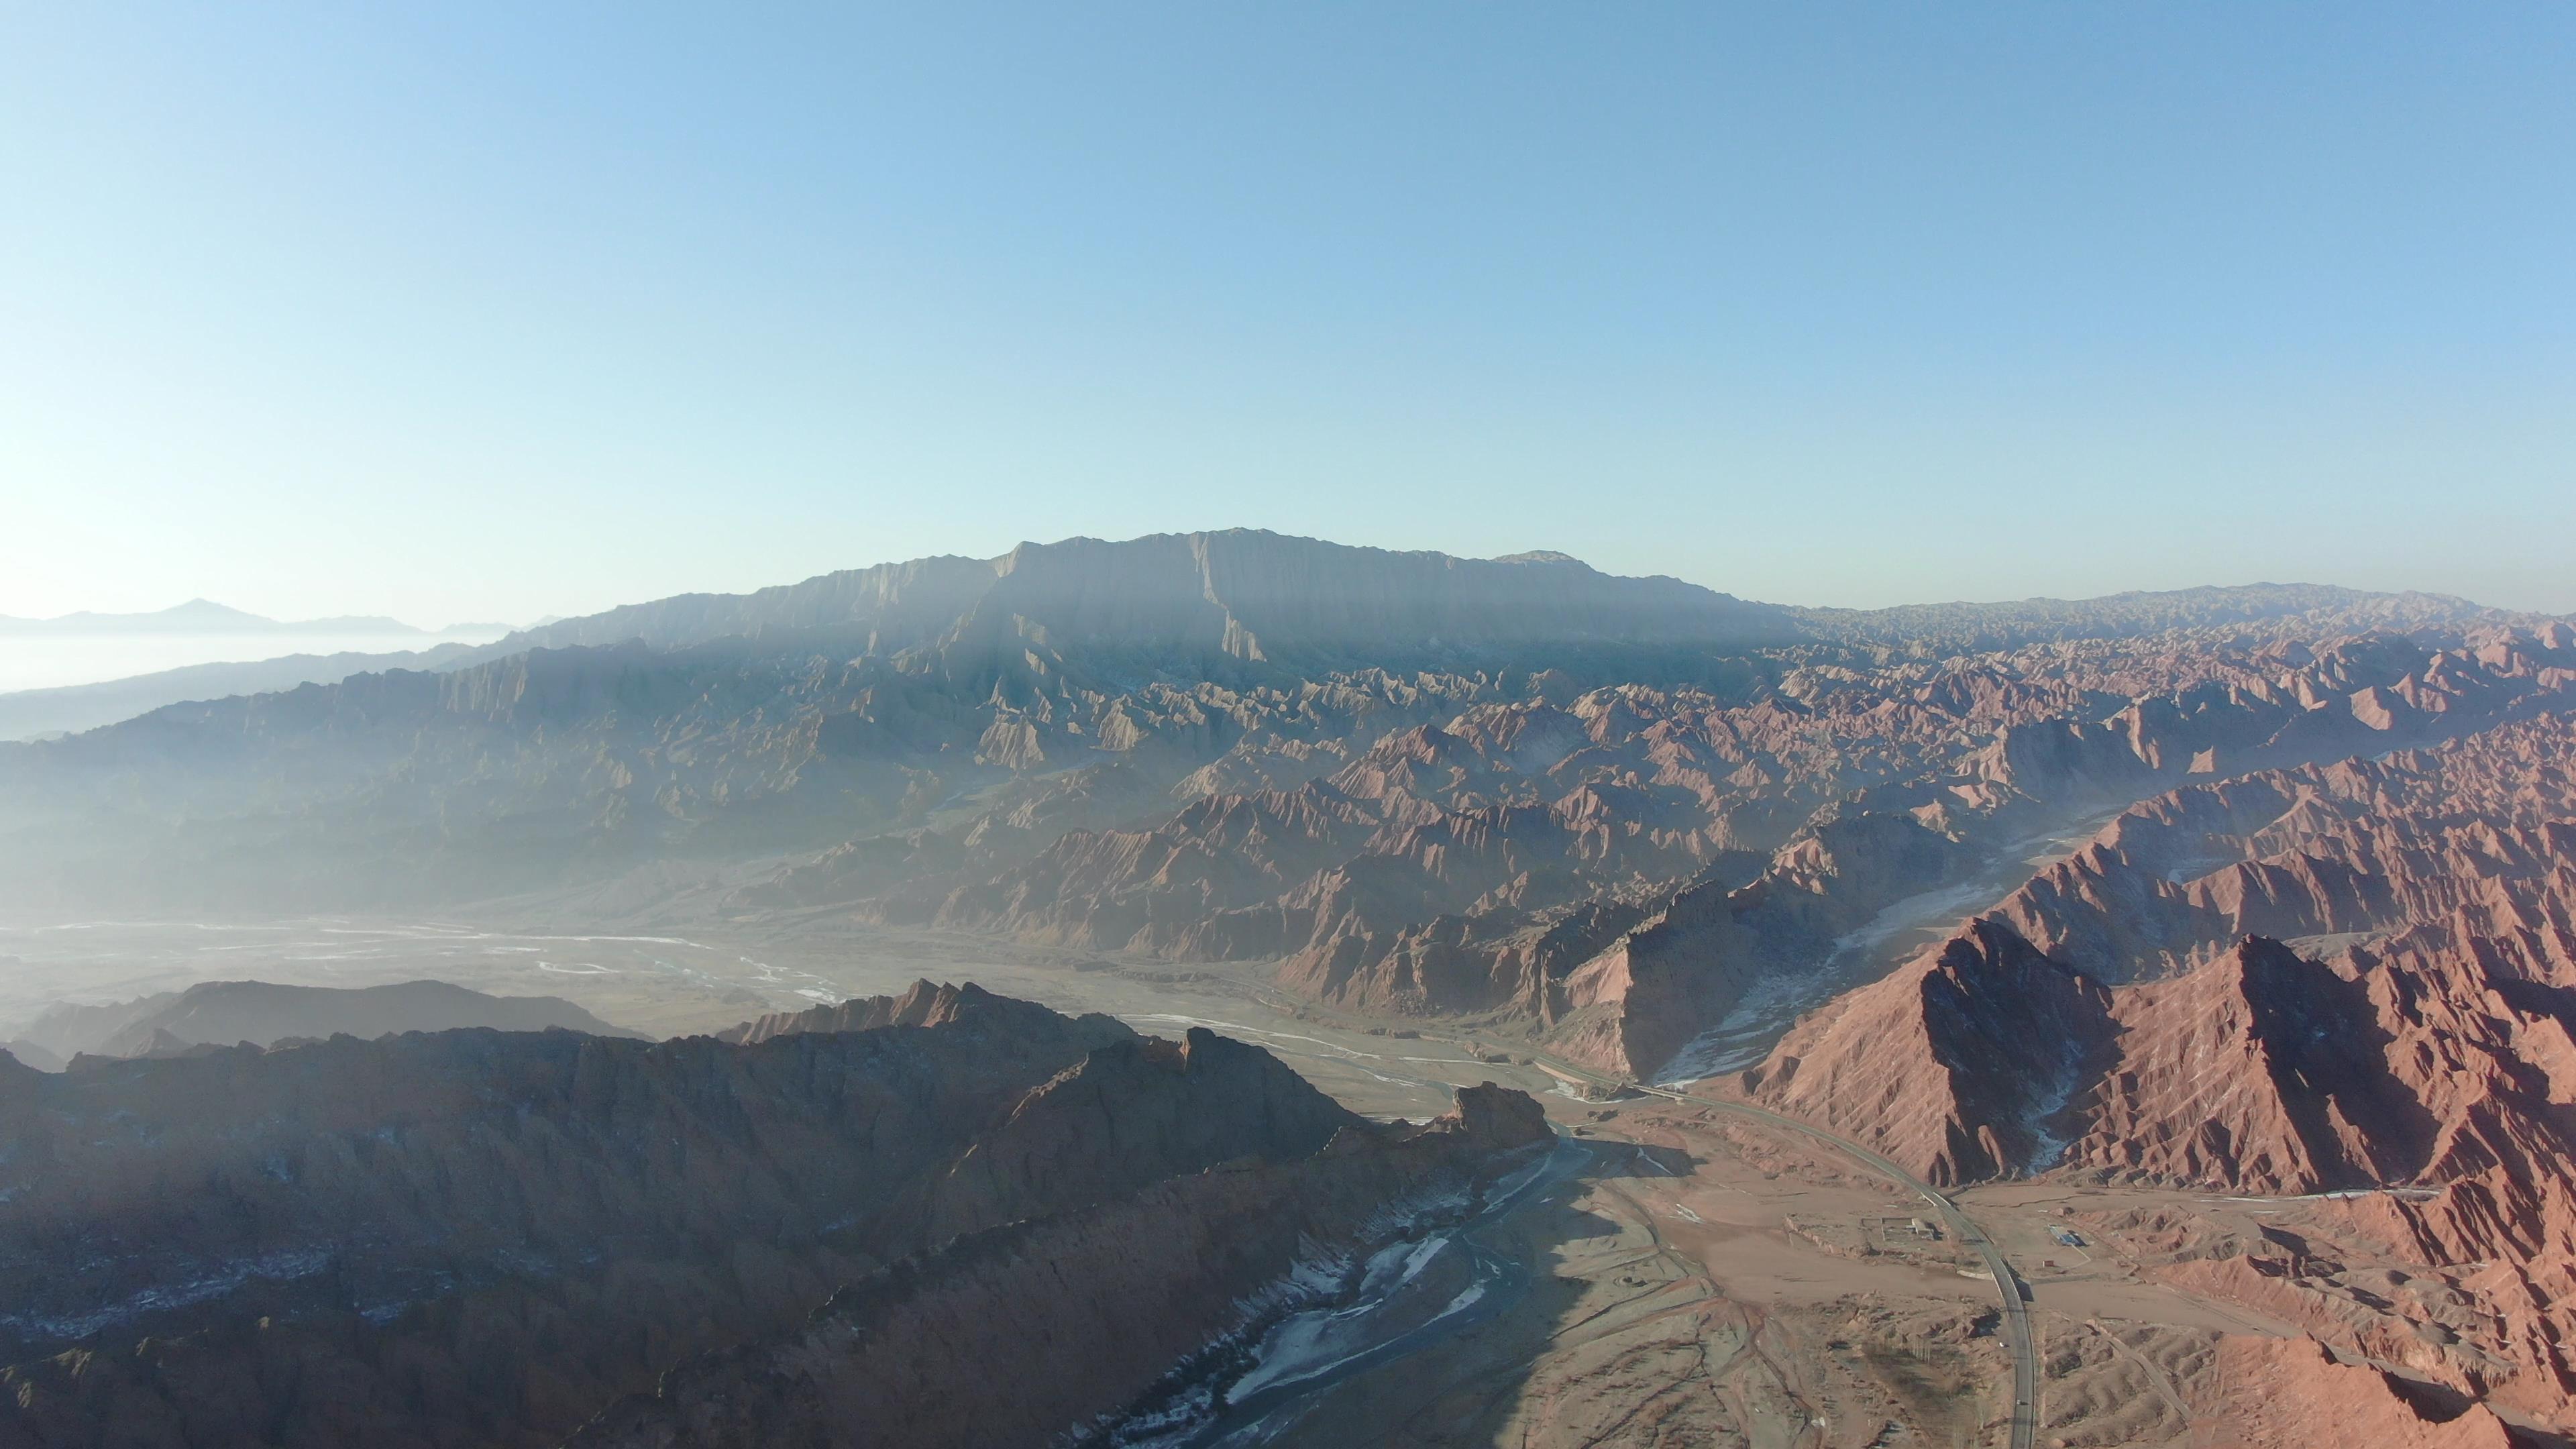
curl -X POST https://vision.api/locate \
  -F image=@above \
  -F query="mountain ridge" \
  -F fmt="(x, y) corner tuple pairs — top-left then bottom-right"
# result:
(4, 978), (644, 1069)
(0, 986), (1545, 1449)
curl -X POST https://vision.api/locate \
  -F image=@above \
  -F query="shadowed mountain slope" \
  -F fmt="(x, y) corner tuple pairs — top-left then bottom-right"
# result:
(0, 981), (1542, 1449)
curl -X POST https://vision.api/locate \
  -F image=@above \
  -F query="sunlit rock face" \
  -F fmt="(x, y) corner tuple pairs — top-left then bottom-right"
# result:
(1727, 710), (2576, 1423)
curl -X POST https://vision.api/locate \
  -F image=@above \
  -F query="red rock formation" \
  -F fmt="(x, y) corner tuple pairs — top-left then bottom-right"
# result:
(856, 631), (2571, 1081)
(1721, 712), (2576, 1424)
(1752, 712), (2576, 1180)
(1739, 919), (2111, 1184)
(2198, 1335), (2517, 1448)
(1999, 711), (2576, 983)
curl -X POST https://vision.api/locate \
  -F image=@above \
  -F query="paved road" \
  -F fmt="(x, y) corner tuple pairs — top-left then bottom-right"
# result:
(1513, 1049), (2040, 1449)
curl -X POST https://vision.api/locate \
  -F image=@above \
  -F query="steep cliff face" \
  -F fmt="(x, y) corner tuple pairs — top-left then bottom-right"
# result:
(568, 1085), (1553, 1449)
(0, 989), (1480, 1449)
(1737, 910), (2576, 1301)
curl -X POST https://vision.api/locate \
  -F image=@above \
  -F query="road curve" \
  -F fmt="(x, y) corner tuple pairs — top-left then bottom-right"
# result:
(1514, 1049), (2039, 1449)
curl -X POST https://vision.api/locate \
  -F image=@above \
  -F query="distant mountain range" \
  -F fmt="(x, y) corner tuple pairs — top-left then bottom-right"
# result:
(0, 598), (506, 637)
(1, 978), (641, 1071)
(458, 529), (1804, 664)
(7, 527), (2576, 1435)
(0, 642), (482, 741)
(0, 529), (2556, 917)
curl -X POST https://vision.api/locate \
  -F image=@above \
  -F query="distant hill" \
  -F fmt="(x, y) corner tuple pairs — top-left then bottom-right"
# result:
(3, 979), (643, 1069)
(0, 642), (479, 741)
(0, 598), (435, 636)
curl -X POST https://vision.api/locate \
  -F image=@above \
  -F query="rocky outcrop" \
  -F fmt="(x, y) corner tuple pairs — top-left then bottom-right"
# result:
(1738, 904), (2576, 1197)
(0, 989), (1471, 1449)
(2058, 940), (2417, 1191)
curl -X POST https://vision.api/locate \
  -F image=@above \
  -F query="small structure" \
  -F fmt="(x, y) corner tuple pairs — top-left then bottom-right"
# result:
(1863, 1216), (1945, 1252)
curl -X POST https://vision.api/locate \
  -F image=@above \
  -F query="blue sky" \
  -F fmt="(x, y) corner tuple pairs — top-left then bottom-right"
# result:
(3, 4), (2570, 625)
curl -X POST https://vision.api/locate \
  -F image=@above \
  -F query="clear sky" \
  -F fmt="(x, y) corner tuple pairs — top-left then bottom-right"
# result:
(3, 5), (2570, 627)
